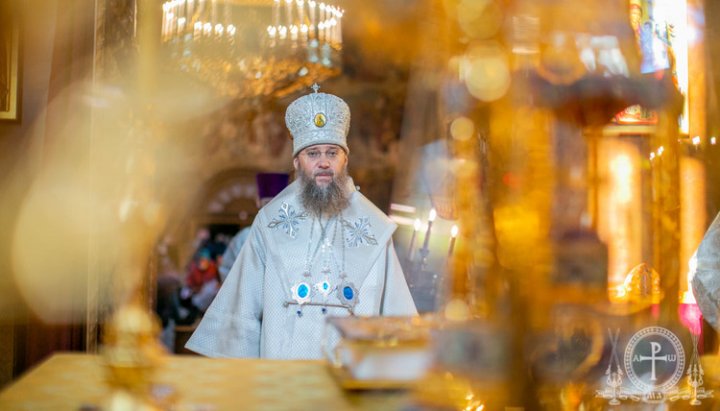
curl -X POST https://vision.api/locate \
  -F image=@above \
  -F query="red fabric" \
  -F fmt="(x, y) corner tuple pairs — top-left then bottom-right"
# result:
(186, 260), (219, 292)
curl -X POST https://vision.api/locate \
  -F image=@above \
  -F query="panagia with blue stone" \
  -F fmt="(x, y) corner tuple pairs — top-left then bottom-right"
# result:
(185, 85), (417, 359)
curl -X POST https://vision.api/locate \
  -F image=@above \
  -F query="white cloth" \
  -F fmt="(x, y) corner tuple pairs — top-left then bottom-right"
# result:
(186, 178), (417, 359)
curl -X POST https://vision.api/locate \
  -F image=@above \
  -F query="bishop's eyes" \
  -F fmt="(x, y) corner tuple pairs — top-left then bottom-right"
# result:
(305, 150), (340, 160)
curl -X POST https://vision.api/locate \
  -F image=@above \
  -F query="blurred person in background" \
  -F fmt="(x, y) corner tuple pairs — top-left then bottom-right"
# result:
(178, 247), (220, 323)
(155, 252), (182, 350)
(218, 172), (290, 282)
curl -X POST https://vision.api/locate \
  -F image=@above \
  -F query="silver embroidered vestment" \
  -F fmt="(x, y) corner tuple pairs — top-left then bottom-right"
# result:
(185, 179), (417, 359)
(692, 211), (720, 331)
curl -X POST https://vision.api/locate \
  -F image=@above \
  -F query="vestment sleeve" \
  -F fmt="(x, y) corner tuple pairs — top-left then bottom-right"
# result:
(692, 212), (720, 331)
(379, 238), (418, 316)
(185, 220), (266, 357)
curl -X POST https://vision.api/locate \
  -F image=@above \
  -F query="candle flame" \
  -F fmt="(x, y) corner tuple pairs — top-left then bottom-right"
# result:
(451, 224), (459, 238)
(414, 219), (421, 231)
(429, 208), (437, 222)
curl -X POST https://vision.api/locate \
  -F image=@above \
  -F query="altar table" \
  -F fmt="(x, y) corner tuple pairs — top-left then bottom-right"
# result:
(0, 353), (410, 411)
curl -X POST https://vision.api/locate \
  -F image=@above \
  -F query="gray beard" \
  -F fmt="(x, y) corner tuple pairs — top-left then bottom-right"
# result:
(299, 167), (350, 217)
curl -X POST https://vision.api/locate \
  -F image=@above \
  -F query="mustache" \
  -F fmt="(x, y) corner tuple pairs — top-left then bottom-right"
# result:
(314, 171), (334, 177)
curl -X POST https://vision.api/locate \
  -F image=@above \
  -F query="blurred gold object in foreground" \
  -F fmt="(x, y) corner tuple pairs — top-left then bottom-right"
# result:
(700, 355), (720, 387)
(324, 316), (433, 389)
(413, 370), (499, 411)
(101, 299), (169, 411)
(616, 262), (664, 305)
(412, 320), (512, 409)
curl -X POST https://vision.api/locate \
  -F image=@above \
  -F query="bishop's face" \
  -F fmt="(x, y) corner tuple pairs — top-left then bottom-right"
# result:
(293, 144), (348, 188)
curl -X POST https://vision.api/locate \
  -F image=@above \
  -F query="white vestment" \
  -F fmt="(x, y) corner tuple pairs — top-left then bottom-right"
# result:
(186, 179), (417, 359)
(692, 211), (720, 330)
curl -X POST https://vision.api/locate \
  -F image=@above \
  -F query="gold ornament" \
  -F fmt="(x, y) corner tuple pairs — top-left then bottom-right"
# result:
(314, 113), (327, 127)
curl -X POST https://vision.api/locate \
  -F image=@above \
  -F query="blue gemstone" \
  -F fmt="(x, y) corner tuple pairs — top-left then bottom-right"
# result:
(343, 286), (354, 300)
(321, 307), (327, 314)
(296, 310), (303, 317)
(323, 282), (329, 290)
(298, 284), (309, 298)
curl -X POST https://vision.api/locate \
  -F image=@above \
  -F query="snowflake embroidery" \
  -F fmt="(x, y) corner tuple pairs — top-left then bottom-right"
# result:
(342, 217), (378, 248)
(268, 202), (308, 238)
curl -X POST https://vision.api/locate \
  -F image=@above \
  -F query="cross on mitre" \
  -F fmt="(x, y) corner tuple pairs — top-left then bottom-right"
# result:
(311, 83), (320, 93)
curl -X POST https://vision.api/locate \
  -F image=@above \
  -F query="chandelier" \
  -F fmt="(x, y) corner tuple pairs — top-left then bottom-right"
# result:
(160, 0), (345, 99)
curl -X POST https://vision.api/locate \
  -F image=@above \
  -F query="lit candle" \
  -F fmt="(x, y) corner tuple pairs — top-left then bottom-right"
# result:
(290, 25), (299, 44)
(178, 0), (186, 22)
(448, 224), (459, 258)
(422, 208), (437, 250)
(297, 0), (305, 30)
(162, 9), (168, 40)
(337, 9), (343, 44)
(285, 0), (293, 27)
(308, 1), (316, 38)
(408, 219), (421, 259)
(301, 24), (309, 43)
(319, 3), (326, 41)
(692, 136), (701, 152)
(318, 21), (325, 42)
(329, 17), (336, 46)
(168, 11), (175, 38)
(267, 26), (277, 47)
(273, 0), (280, 27)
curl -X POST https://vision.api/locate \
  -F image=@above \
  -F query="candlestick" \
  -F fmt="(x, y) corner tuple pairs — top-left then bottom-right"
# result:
(422, 208), (437, 250)
(448, 224), (458, 258)
(408, 219), (421, 261)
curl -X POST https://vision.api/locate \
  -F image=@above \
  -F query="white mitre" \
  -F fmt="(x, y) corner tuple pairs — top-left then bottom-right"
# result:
(285, 84), (351, 156)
